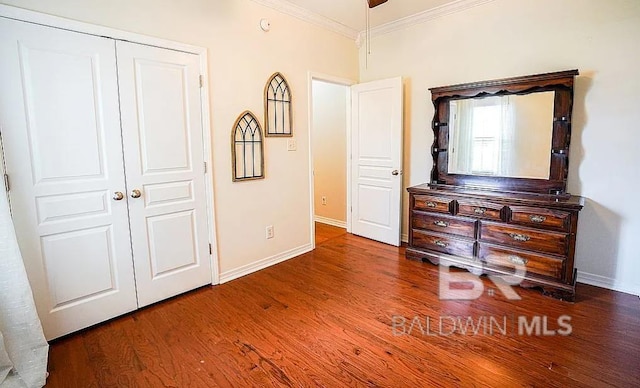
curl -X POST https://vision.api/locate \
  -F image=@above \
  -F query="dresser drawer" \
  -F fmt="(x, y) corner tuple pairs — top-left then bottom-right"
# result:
(412, 211), (476, 239)
(478, 244), (565, 280)
(413, 195), (452, 214)
(509, 206), (571, 232)
(457, 200), (505, 221)
(412, 229), (475, 258)
(479, 222), (568, 256)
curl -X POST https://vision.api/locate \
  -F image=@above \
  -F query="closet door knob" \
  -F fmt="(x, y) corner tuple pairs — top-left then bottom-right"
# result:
(113, 191), (124, 201)
(130, 189), (142, 199)
(391, 170), (399, 176)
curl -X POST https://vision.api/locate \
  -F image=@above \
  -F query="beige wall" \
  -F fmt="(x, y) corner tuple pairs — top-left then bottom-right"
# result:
(511, 92), (554, 178)
(0, 0), (358, 276)
(312, 80), (347, 223)
(360, 0), (640, 294)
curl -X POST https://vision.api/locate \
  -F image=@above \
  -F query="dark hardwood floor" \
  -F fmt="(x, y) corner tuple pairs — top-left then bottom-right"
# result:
(314, 221), (347, 245)
(47, 223), (640, 387)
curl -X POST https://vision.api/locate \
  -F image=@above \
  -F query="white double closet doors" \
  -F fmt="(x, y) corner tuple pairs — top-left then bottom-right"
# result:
(0, 18), (213, 340)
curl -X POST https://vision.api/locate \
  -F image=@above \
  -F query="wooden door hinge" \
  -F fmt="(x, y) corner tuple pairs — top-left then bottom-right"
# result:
(3, 174), (9, 192)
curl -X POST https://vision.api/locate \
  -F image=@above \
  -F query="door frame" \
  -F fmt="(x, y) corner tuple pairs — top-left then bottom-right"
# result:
(0, 4), (221, 284)
(0, 131), (8, 208)
(307, 72), (356, 249)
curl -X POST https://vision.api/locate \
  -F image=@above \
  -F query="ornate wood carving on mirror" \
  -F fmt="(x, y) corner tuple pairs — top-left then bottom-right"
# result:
(406, 70), (584, 301)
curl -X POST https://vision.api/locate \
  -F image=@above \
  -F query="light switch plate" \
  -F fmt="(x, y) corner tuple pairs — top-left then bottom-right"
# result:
(287, 138), (297, 151)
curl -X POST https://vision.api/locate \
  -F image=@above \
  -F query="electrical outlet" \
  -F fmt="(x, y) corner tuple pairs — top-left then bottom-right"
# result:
(287, 138), (297, 151)
(321, 196), (327, 205)
(266, 225), (274, 239)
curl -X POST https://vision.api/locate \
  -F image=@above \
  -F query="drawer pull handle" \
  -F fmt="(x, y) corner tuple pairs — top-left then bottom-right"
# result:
(434, 240), (448, 248)
(509, 233), (531, 242)
(433, 220), (449, 228)
(529, 215), (547, 223)
(474, 207), (486, 215)
(426, 201), (437, 208)
(509, 255), (528, 265)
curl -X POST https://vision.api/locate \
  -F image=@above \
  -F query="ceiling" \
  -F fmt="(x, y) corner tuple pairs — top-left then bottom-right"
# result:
(284, 0), (455, 32)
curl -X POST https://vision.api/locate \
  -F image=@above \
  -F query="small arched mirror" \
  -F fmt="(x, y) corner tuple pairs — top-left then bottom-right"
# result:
(232, 111), (264, 181)
(264, 72), (292, 137)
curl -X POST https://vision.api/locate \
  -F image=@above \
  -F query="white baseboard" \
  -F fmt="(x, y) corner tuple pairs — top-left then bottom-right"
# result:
(218, 243), (639, 297)
(314, 215), (347, 228)
(219, 243), (313, 284)
(577, 271), (640, 297)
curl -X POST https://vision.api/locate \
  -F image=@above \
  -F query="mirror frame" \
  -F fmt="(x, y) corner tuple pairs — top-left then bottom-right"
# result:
(429, 69), (579, 195)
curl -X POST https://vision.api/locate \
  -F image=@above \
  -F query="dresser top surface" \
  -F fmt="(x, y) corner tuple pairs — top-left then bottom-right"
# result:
(408, 184), (584, 209)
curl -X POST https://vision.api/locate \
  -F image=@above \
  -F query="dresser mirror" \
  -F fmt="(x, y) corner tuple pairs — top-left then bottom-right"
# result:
(429, 70), (579, 195)
(448, 91), (554, 180)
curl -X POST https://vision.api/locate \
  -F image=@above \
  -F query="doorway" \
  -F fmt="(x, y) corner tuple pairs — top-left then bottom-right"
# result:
(308, 74), (353, 248)
(308, 74), (403, 249)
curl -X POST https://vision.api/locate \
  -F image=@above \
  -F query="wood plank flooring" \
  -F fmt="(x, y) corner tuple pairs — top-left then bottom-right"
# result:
(314, 221), (347, 245)
(46, 223), (640, 387)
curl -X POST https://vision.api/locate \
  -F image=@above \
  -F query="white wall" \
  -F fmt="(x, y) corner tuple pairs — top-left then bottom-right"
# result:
(360, 0), (640, 295)
(312, 80), (347, 224)
(511, 92), (554, 179)
(0, 0), (358, 278)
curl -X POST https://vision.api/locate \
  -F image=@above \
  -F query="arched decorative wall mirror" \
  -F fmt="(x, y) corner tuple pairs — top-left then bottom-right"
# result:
(232, 111), (265, 181)
(264, 72), (292, 137)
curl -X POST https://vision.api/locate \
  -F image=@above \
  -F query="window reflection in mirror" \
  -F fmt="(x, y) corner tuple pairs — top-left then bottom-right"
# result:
(447, 92), (555, 179)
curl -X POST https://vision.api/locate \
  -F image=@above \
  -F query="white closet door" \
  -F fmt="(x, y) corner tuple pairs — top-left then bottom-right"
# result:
(0, 18), (138, 340)
(116, 41), (212, 307)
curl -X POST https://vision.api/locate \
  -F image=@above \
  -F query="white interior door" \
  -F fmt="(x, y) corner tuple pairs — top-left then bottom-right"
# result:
(0, 18), (138, 339)
(116, 41), (212, 307)
(351, 77), (403, 246)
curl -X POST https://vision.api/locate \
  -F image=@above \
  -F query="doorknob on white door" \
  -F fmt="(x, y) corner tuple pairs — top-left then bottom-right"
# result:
(130, 189), (142, 198)
(391, 170), (400, 176)
(113, 191), (124, 201)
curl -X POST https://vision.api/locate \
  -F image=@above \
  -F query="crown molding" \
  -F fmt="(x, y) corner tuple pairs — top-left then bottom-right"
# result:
(250, 0), (495, 45)
(358, 0), (496, 42)
(249, 0), (359, 40)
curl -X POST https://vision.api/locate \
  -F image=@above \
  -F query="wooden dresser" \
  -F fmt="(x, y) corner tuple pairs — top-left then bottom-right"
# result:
(409, 70), (584, 301)
(406, 185), (583, 300)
